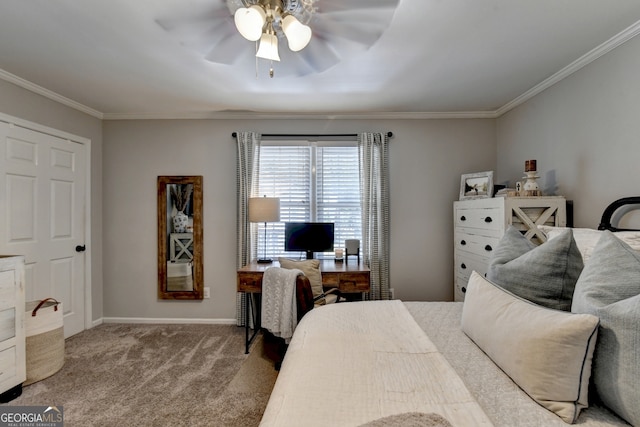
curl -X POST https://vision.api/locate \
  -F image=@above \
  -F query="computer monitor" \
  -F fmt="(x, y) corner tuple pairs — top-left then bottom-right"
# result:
(284, 222), (334, 259)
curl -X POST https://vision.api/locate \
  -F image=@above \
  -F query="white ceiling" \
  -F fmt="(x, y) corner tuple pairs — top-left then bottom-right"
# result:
(1, 0), (640, 119)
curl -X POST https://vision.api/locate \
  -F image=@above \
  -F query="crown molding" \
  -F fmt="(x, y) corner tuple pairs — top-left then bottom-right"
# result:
(3, 19), (639, 121)
(0, 69), (103, 119)
(495, 19), (640, 117)
(101, 110), (499, 120)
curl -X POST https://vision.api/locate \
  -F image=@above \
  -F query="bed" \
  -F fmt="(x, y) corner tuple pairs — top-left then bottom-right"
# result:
(260, 198), (640, 427)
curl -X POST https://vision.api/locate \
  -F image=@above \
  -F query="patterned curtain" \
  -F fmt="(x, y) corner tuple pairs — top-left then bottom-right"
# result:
(358, 132), (391, 300)
(235, 131), (261, 325)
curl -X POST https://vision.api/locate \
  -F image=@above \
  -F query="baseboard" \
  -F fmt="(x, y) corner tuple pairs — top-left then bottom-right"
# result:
(99, 317), (237, 325)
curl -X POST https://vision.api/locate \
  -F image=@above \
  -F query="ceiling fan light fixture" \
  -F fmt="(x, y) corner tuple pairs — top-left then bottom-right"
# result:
(234, 5), (266, 41)
(256, 32), (280, 61)
(282, 14), (312, 51)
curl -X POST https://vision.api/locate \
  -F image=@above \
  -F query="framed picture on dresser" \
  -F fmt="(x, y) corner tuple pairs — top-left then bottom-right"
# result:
(459, 171), (494, 200)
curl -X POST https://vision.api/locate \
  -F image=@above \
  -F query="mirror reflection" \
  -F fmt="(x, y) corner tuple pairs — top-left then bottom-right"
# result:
(157, 176), (203, 300)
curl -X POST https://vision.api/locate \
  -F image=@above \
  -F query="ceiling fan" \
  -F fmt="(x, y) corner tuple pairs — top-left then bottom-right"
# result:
(157, 0), (399, 78)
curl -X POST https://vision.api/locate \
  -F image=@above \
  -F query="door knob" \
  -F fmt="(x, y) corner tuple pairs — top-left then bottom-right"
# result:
(75, 245), (86, 252)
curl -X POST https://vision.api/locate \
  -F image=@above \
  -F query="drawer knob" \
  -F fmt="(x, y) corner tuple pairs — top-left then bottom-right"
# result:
(462, 287), (467, 293)
(484, 245), (493, 251)
(460, 215), (466, 221)
(484, 216), (493, 223)
(461, 263), (467, 269)
(461, 240), (466, 246)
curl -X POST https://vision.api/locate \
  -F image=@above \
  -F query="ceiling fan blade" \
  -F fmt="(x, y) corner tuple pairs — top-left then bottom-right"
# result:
(287, 36), (341, 75)
(156, 12), (227, 35)
(156, 0), (230, 34)
(156, 0), (252, 65)
(156, 0), (401, 76)
(316, 0), (399, 14)
(155, 0), (238, 55)
(204, 32), (252, 65)
(177, 18), (239, 59)
(270, 55), (317, 78)
(312, 10), (396, 47)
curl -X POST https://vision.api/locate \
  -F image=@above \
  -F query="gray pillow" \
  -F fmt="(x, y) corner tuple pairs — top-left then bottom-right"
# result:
(487, 226), (583, 311)
(571, 231), (640, 426)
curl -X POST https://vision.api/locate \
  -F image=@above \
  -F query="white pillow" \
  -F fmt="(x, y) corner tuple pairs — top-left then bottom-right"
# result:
(539, 226), (640, 262)
(461, 271), (599, 424)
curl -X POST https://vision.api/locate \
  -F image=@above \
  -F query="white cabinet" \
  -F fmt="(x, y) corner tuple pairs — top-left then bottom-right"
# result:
(453, 197), (566, 301)
(0, 256), (26, 396)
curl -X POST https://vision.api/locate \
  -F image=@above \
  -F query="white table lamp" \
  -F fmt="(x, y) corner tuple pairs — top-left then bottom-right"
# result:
(249, 196), (280, 263)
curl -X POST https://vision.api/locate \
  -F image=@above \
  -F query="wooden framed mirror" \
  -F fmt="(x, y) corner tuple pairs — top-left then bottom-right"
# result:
(157, 175), (203, 300)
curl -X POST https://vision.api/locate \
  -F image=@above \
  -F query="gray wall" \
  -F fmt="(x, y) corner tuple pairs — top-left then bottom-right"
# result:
(1, 75), (496, 323)
(0, 79), (104, 321)
(496, 34), (640, 228)
(102, 118), (496, 320)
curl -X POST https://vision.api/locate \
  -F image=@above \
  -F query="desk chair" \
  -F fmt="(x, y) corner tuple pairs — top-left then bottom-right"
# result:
(262, 274), (341, 369)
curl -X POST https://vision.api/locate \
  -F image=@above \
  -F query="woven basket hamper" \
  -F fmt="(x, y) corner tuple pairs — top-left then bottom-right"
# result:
(24, 299), (65, 385)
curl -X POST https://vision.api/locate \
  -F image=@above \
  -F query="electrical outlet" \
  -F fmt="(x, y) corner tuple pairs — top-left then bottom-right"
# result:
(204, 287), (210, 299)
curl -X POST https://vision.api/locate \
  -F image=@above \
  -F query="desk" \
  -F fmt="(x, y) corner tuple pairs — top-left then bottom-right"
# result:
(238, 260), (370, 293)
(237, 260), (370, 353)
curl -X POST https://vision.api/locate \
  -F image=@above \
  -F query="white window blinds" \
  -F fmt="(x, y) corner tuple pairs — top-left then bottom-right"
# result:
(257, 141), (362, 259)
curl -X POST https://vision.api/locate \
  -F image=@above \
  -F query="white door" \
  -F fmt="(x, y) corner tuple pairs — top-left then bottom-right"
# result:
(0, 121), (87, 337)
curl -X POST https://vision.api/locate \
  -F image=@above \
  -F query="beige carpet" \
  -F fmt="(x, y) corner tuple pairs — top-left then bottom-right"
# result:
(2, 323), (278, 427)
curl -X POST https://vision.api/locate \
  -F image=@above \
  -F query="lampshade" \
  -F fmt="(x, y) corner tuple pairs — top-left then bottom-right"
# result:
(282, 15), (312, 52)
(249, 197), (280, 223)
(234, 5), (266, 41)
(256, 32), (280, 61)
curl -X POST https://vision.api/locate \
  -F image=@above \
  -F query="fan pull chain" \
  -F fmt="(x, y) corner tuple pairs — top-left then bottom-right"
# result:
(255, 41), (259, 79)
(253, 41), (275, 79)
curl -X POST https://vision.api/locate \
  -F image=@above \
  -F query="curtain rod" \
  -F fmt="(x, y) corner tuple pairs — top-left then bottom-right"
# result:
(231, 132), (393, 139)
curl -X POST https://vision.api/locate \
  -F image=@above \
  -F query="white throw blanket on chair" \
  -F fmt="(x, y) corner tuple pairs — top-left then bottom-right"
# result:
(261, 267), (303, 343)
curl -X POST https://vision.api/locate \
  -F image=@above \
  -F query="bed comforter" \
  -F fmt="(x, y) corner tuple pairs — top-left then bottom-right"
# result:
(260, 301), (628, 427)
(261, 300), (492, 427)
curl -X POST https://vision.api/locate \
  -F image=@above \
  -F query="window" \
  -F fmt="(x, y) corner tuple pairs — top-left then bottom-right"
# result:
(256, 141), (362, 259)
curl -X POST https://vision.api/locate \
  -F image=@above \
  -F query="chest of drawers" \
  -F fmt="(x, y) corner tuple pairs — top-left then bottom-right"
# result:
(453, 197), (566, 301)
(0, 255), (26, 399)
